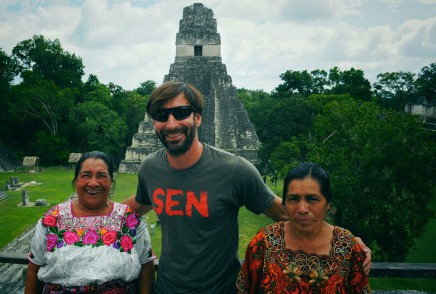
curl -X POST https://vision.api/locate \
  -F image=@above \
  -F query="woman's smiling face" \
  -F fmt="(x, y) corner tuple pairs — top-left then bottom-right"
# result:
(75, 158), (112, 210)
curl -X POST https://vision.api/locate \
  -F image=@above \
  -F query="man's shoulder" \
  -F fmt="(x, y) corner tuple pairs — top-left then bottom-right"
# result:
(205, 144), (234, 157)
(204, 144), (258, 174)
(205, 144), (247, 163)
(140, 148), (165, 164)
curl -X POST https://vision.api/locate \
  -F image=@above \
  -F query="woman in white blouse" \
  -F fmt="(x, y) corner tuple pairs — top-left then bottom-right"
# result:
(25, 151), (155, 294)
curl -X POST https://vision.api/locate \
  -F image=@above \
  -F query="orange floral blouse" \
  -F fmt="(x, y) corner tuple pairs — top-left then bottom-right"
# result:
(237, 222), (370, 294)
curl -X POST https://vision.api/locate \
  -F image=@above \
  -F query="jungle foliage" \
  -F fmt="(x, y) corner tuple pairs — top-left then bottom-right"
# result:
(239, 66), (436, 262)
(1, 35), (156, 167)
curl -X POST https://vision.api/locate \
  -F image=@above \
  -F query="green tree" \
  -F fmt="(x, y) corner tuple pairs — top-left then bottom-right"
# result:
(269, 138), (302, 179)
(416, 62), (436, 103)
(136, 80), (156, 96)
(69, 101), (128, 157)
(328, 67), (372, 101)
(272, 69), (328, 98)
(0, 49), (19, 89)
(112, 90), (147, 139)
(373, 71), (417, 110)
(242, 94), (314, 174)
(308, 96), (435, 261)
(12, 72), (73, 136)
(0, 49), (20, 141)
(83, 83), (112, 106)
(12, 35), (84, 89)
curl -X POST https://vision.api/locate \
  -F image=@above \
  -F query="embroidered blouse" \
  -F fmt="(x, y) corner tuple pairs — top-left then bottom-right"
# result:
(28, 200), (155, 287)
(237, 222), (370, 293)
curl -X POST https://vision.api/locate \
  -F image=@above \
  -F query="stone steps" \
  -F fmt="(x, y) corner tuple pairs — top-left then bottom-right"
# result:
(0, 143), (20, 172)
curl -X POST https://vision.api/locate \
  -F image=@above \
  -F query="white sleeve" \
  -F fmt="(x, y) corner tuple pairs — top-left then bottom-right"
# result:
(28, 219), (47, 266)
(135, 219), (155, 265)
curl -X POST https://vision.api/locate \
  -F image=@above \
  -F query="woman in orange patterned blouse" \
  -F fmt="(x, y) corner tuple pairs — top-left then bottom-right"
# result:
(237, 162), (370, 293)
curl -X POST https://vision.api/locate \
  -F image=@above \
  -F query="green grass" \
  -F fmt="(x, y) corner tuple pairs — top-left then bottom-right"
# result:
(1, 168), (435, 290)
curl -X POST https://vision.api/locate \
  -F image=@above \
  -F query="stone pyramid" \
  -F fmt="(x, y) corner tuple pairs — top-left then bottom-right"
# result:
(118, 3), (260, 173)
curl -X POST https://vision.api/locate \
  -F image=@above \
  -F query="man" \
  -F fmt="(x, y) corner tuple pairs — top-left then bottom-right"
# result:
(124, 81), (371, 293)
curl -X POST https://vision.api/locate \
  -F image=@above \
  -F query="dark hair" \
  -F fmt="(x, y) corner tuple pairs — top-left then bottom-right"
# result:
(146, 81), (204, 117)
(72, 151), (115, 185)
(282, 162), (332, 205)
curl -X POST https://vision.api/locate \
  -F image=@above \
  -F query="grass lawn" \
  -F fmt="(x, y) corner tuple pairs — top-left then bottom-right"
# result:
(1, 167), (435, 290)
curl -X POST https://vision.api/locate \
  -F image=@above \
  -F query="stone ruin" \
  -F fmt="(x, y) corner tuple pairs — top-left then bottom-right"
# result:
(119, 3), (261, 173)
(23, 156), (39, 173)
(68, 153), (82, 168)
(5, 176), (21, 191)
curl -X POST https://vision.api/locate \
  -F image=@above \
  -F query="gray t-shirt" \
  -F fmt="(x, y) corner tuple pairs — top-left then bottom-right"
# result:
(136, 144), (275, 294)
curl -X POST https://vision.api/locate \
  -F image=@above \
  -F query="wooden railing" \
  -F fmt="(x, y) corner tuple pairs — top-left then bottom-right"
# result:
(1, 251), (435, 279)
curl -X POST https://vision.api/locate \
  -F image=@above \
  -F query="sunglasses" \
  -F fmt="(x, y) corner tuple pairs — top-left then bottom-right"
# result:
(151, 106), (196, 122)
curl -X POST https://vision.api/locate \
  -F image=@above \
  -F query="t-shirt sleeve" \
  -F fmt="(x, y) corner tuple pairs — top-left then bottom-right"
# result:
(28, 219), (48, 266)
(235, 157), (275, 214)
(135, 165), (152, 206)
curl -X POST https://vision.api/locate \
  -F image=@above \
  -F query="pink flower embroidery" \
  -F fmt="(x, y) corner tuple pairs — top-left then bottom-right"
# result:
(63, 231), (80, 245)
(102, 231), (118, 246)
(120, 235), (134, 252)
(83, 229), (99, 245)
(126, 213), (139, 228)
(42, 215), (57, 227)
(46, 234), (58, 251)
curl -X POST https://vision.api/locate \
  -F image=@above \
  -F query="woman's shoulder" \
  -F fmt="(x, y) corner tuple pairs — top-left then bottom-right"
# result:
(113, 202), (137, 215)
(263, 221), (285, 234)
(334, 226), (355, 238)
(332, 226), (358, 250)
(42, 200), (70, 218)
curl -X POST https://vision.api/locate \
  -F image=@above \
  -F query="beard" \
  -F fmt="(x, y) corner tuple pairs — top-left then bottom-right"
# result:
(156, 123), (197, 157)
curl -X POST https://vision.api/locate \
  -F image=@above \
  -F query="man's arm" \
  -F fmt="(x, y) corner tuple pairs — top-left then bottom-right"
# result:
(124, 194), (153, 216)
(262, 196), (288, 221)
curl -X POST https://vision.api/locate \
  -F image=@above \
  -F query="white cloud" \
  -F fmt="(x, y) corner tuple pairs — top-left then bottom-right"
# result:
(397, 17), (436, 57)
(0, 0), (435, 92)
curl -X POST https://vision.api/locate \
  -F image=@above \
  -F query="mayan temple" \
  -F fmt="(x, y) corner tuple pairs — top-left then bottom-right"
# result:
(118, 3), (261, 173)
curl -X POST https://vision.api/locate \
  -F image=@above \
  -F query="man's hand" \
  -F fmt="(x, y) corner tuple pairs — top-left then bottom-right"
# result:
(263, 196), (289, 221)
(123, 195), (153, 216)
(355, 237), (371, 275)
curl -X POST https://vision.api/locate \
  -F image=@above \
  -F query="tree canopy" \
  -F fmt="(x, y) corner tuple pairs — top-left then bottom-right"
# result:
(1, 35), (153, 167)
(240, 61), (436, 261)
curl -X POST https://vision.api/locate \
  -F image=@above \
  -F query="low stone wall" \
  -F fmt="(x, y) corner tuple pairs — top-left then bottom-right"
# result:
(0, 225), (34, 293)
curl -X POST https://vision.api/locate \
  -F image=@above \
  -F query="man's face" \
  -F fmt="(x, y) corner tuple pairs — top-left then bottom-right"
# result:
(152, 93), (201, 157)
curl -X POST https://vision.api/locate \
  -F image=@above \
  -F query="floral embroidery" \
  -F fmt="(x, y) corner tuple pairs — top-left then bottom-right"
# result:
(120, 235), (134, 252)
(46, 234), (58, 251)
(42, 214), (57, 227)
(63, 231), (80, 245)
(83, 229), (99, 245)
(126, 213), (139, 228)
(237, 222), (371, 293)
(102, 231), (118, 246)
(41, 202), (140, 254)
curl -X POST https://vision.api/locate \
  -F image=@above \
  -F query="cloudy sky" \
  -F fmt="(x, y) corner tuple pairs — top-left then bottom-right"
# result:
(1, 0), (435, 93)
